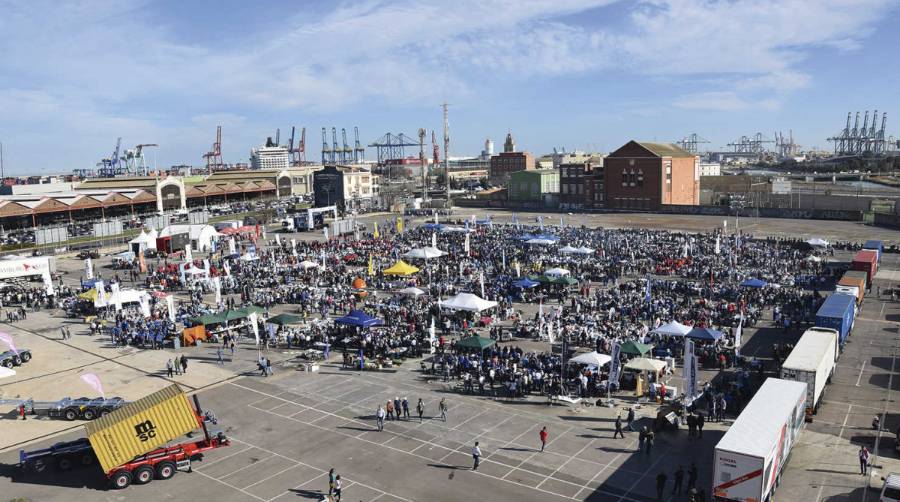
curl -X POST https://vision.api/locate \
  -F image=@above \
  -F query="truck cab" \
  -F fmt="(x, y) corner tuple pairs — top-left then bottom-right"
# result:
(880, 473), (900, 502)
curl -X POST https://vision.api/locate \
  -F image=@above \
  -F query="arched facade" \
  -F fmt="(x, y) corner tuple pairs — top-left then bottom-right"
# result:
(156, 177), (186, 212)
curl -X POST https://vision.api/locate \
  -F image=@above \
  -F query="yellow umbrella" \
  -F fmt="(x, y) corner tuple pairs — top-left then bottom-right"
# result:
(78, 289), (99, 301)
(383, 260), (420, 276)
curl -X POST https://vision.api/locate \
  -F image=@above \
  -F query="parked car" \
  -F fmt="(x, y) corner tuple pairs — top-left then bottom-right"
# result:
(76, 250), (99, 260)
(1, 349), (32, 368)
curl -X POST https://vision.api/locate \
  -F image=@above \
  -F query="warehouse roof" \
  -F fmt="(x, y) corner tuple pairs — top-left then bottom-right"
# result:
(637, 142), (694, 158)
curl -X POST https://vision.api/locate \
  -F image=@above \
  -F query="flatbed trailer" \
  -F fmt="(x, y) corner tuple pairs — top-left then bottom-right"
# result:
(1, 396), (127, 421)
(19, 394), (228, 489)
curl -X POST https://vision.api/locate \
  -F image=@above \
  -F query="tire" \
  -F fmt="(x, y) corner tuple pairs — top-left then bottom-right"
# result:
(112, 470), (132, 489)
(12, 356), (21, 365)
(155, 461), (176, 480)
(81, 408), (96, 421)
(57, 456), (72, 471)
(80, 452), (95, 466)
(133, 465), (154, 485)
(21, 353), (31, 362)
(100, 410), (111, 417)
(64, 408), (78, 421)
(1, 360), (11, 369)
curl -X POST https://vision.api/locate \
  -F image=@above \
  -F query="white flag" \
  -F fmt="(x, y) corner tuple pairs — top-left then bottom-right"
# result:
(249, 312), (260, 345)
(139, 294), (151, 318)
(434, 212), (439, 224)
(515, 262), (521, 278)
(291, 238), (297, 257)
(84, 258), (94, 280)
(715, 235), (721, 255)
(275, 234), (281, 245)
(609, 342), (622, 385)
(214, 277), (222, 305)
(432, 232), (437, 248)
(684, 339), (698, 402)
(735, 313), (743, 356)
(323, 227), (329, 240)
(185, 244), (193, 262)
(166, 295), (176, 322)
(223, 261), (231, 276)
(464, 233), (470, 255)
(479, 271), (485, 298)
(111, 282), (122, 311)
(429, 317), (436, 355)
(228, 237), (236, 255)
(43, 271), (54, 296)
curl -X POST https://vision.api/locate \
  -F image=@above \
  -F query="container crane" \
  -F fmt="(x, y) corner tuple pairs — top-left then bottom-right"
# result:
(341, 128), (352, 163)
(353, 127), (365, 163)
(203, 126), (224, 174)
(321, 127), (331, 164)
(331, 127), (340, 164)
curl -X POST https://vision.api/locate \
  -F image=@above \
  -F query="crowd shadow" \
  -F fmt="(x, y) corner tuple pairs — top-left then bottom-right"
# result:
(0, 462), (108, 491)
(288, 488), (324, 499)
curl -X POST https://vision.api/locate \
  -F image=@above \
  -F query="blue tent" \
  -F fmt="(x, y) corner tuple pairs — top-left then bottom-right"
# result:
(531, 233), (559, 242)
(740, 278), (768, 288)
(512, 278), (540, 289)
(515, 233), (536, 241)
(685, 327), (725, 341)
(81, 278), (101, 289)
(334, 310), (384, 328)
(423, 223), (444, 230)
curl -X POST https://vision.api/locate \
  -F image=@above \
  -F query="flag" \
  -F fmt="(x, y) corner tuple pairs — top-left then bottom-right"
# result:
(223, 261), (231, 276)
(275, 234), (281, 245)
(538, 215), (544, 231)
(644, 275), (651, 304)
(185, 244), (193, 262)
(84, 258), (94, 280)
(735, 312), (744, 357)
(323, 227), (329, 240)
(203, 259), (210, 274)
(715, 235), (720, 255)
(367, 255), (374, 276)
(501, 248), (506, 270)
(464, 233), (470, 255)
(396, 216), (403, 233)
(80, 373), (105, 399)
(214, 277), (222, 305)
(228, 237), (236, 255)
(560, 215), (564, 228)
(479, 271), (485, 298)
(373, 222), (380, 239)
(515, 261), (521, 278)
(291, 238), (297, 257)
(139, 294), (151, 317)
(166, 295), (176, 322)
(429, 317), (436, 355)
(609, 342), (622, 385)
(431, 232), (437, 248)
(139, 250), (147, 273)
(471, 214), (476, 225)
(249, 312), (260, 345)
(43, 271), (54, 296)
(434, 212), (439, 224)
(684, 340), (698, 403)
(111, 283), (122, 311)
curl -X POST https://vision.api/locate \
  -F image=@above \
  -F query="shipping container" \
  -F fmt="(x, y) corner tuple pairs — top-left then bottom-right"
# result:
(851, 249), (878, 284)
(815, 293), (856, 346)
(85, 385), (198, 474)
(844, 270), (869, 290)
(863, 240), (884, 262)
(837, 274), (866, 305)
(780, 328), (838, 416)
(713, 378), (807, 502)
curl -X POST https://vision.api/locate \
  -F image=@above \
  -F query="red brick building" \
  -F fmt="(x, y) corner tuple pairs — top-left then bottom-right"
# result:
(489, 132), (535, 186)
(560, 161), (605, 209)
(604, 141), (698, 210)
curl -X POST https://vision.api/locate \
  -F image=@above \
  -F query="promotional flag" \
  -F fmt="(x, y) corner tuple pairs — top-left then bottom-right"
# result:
(223, 261), (231, 276)
(80, 373), (105, 399)
(434, 212), (439, 224)
(644, 275), (651, 304)
(464, 233), (470, 255)
(470, 214), (476, 225)
(560, 215), (564, 228)
(275, 234), (281, 246)
(139, 250), (147, 273)
(228, 237), (236, 255)
(185, 244), (193, 262)
(84, 258), (94, 280)
(609, 342), (622, 385)
(479, 271), (485, 298)
(684, 339), (698, 402)
(538, 215), (544, 231)
(431, 232), (437, 248)
(214, 277), (222, 305)
(43, 271), (54, 296)
(501, 248), (507, 270)
(735, 313), (744, 357)
(715, 235), (721, 255)
(203, 259), (210, 274)
(166, 295), (176, 322)
(429, 317), (436, 355)
(323, 227), (329, 241)
(373, 222), (380, 239)
(95, 280), (106, 307)
(0, 332), (18, 355)
(249, 312), (260, 345)
(515, 261), (521, 278)
(396, 216), (404, 233)
(139, 295), (151, 317)
(111, 282), (122, 311)
(367, 255), (374, 276)
(291, 238), (297, 257)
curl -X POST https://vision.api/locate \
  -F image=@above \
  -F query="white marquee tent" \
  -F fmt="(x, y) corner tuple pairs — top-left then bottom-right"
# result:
(440, 293), (498, 312)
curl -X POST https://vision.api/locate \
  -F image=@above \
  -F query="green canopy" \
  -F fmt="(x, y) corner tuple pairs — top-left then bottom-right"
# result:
(266, 313), (303, 326)
(620, 340), (653, 356)
(189, 313), (226, 326)
(531, 275), (578, 286)
(455, 335), (496, 351)
(235, 305), (266, 317)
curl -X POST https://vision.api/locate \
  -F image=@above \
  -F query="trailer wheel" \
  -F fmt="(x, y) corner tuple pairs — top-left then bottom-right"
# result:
(64, 408), (78, 421)
(100, 410), (111, 417)
(133, 465), (154, 485)
(81, 408), (96, 421)
(112, 470), (132, 489)
(155, 461), (176, 480)
(57, 456), (72, 471)
(80, 452), (96, 466)
(20, 353), (31, 362)
(1, 360), (11, 369)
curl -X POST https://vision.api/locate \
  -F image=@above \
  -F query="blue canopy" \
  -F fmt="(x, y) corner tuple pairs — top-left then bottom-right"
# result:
(81, 278), (101, 289)
(512, 278), (540, 289)
(515, 233), (536, 241)
(740, 278), (768, 288)
(476, 219), (492, 226)
(685, 327), (725, 341)
(422, 223), (444, 230)
(334, 309), (384, 328)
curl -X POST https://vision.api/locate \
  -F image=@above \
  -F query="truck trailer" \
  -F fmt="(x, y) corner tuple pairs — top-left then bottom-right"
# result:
(851, 249), (879, 284)
(836, 274), (865, 305)
(779, 328), (839, 418)
(713, 378), (807, 502)
(815, 293), (856, 346)
(863, 239), (884, 263)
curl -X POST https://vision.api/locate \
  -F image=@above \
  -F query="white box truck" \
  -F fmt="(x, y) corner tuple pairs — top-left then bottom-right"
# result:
(713, 378), (807, 502)
(779, 327), (839, 417)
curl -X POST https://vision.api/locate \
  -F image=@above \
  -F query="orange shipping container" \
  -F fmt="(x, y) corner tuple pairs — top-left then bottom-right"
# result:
(837, 275), (865, 305)
(85, 384), (198, 474)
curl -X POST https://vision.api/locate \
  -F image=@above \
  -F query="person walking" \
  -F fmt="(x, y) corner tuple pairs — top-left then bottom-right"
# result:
(376, 405), (385, 431)
(402, 397), (410, 420)
(166, 358), (174, 378)
(216, 346), (224, 365)
(173, 355), (182, 375)
(539, 426), (549, 452)
(333, 475), (342, 501)
(393, 397), (402, 420)
(19, 403), (27, 421)
(416, 398), (425, 422)
(645, 429), (655, 454)
(471, 442), (482, 471)
(627, 407), (635, 431)
(180, 355), (188, 374)
(439, 398), (448, 422)
(697, 411), (705, 438)
(385, 400), (394, 421)
(656, 471), (667, 500)
(328, 468), (336, 497)
(859, 446), (870, 475)
(673, 465), (685, 495)
(614, 415), (625, 439)
(638, 427), (647, 452)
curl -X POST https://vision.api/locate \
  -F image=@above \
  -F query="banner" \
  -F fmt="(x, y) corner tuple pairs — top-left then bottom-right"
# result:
(111, 283), (122, 311)
(214, 277), (222, 305)
(609, 341), (622, 386)
(644, 275), (652, 304)
(684, 339), (698, 402)
(249, 312), (260, 345)
(291, 238), (297, 257)
(538, 215), (544, 231)
(42, 271), (54, 296)
(429, 317), (436, 355)
(396, 216), (403, 233)
(464, 233), (470, 255)
(501, 248), (506, 270)
(735, 313), (743, 357)
(431, 232), (437, 249)
(373, 222), (380, 239)
(139, 251), (147, 273)
(715, 235), (721, 255)
(185, 244), (193, 262)
(94, 280), (106, 307)
(323, 227), (329, 241)
(515, 261), (521, 278)
(80, 373), (105, 399)
(166, 295), (176, 322)
(139, 294), (151, 318)
(367, 255), (374, 276)
(275, 234), (281, 245)
(223, 261), (231, 276)
(85, 258), (94, 280)
(479, 271), (485, 298)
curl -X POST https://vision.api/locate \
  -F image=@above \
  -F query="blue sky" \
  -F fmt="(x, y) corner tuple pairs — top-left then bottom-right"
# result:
(1, 0), (898, 174)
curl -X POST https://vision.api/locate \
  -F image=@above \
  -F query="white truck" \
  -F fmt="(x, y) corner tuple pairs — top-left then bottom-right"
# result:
(713, 378), (807, 502)
(779, 327), (839, 418)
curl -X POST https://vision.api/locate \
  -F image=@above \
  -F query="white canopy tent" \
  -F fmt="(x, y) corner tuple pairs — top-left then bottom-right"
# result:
(568, 351), (612, 367)
(544, 267), (570, 277)
(806, 238), (830, 247)
(398, 287), (426, 297)
(653, 321), (692, 337)
(440, 293), (498, 312)
(298, 260), (320, 269)
(129, 231), (157, 252)
(624, 358), (668, 372)
(559, 245), (579, 254)
(574, 247), (594, 255)
(160, 224), (221, 252)
(403, 247), (446, 259)
(526, 238), (556, 245)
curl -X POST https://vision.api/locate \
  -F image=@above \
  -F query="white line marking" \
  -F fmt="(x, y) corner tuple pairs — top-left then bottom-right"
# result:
(856, 360), (867, 386)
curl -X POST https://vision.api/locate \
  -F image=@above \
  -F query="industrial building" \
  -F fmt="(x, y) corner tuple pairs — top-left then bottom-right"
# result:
(489, 133), (535, 186)
(508, 169), (559, 208)
(603, 141), (699, 210)
(312, 165), (379, 211)
(560, 161), (604, 210)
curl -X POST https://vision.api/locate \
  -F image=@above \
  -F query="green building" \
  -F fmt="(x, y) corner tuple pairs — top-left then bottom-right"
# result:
(508, 169), (559, 207)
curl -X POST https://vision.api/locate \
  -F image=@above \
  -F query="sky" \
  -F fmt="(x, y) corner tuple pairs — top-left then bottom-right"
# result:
(1, 0), (898, 174)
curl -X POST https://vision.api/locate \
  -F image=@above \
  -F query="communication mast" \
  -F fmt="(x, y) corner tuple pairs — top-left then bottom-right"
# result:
(442, 102), (450, 206)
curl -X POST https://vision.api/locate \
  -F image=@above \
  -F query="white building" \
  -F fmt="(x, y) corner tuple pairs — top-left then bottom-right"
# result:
(250, 145), (289, 170)
(698, 162), (722, 177)
(159, 224), (220, 252)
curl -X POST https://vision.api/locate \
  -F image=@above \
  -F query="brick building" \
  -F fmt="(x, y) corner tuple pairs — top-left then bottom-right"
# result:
(560, 161), (605, 210)
(489, 132), (535, 186)
(604, 141), (698, 210)
(508, 169), (559, 208)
